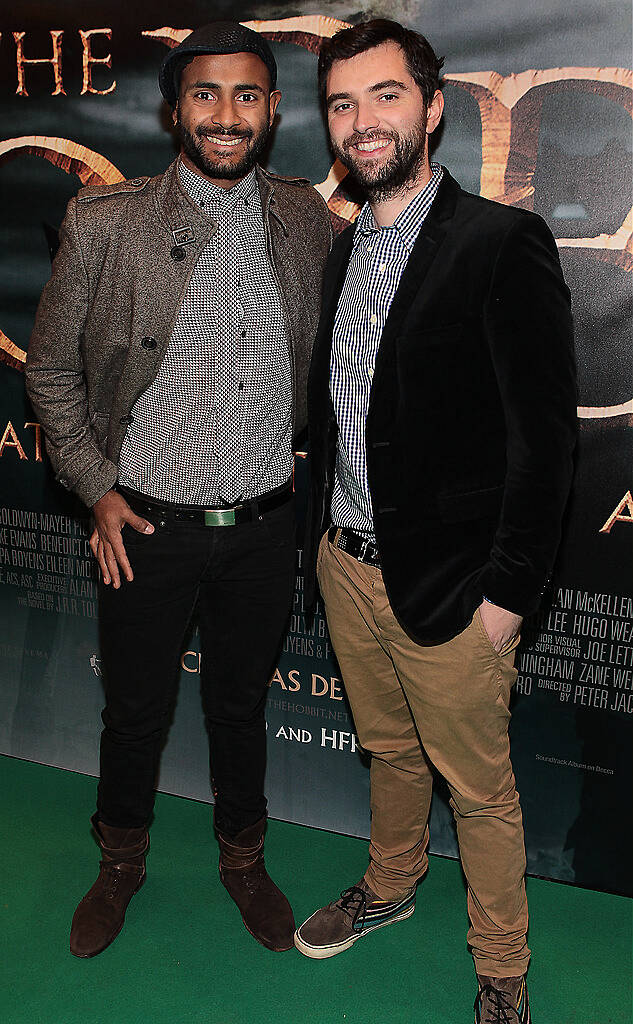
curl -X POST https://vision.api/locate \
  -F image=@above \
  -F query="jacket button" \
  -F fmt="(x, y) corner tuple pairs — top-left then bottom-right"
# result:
(141, 337), (157, 350)
(171, 245), (186, 261)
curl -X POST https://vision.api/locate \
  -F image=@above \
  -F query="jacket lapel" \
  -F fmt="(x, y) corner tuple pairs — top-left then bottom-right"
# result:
(154, 159), (217, 253)
(308, 225), (355, 405)
(371, 170), (460, 390)
(256, 166), (301, 352)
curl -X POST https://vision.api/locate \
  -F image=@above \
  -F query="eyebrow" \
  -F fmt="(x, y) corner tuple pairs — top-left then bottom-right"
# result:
(188, 81), (265, 94)
(327, 79), (409, 107)
(369, 79), (409, 92)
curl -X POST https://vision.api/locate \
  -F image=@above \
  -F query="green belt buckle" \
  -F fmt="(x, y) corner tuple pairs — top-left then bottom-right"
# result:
(204, 508), (236, 526)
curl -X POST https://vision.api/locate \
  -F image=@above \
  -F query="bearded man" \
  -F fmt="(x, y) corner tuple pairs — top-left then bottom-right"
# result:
(294, 20), (576, 1023)
(26, 22), (331, 958)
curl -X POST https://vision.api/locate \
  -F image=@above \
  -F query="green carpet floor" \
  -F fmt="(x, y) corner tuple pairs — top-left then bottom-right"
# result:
(1, 755), (630, 1024)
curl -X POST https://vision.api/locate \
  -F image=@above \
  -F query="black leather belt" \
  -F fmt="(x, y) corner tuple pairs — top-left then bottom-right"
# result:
(118, 482), (292, 527)
(329, 526), (381, 568)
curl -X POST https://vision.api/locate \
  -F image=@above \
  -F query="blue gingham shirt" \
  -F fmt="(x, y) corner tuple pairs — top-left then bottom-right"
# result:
(330, 163), (444, 538)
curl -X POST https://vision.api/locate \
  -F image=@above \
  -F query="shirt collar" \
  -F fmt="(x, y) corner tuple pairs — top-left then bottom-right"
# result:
(353, 162), (444, 253)
(177, 159), (258, 215)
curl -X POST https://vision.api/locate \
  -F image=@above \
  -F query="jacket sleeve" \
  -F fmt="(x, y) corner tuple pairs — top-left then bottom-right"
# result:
(477, 213), (577, 616)
(25, 197), (118, 508)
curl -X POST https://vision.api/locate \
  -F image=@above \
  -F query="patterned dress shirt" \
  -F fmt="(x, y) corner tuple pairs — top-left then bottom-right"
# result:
(330, 163), (444, 538)
(118, 160), (292, 504)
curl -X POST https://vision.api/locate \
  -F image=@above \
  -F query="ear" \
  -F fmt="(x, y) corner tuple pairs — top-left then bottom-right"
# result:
(269, 89), (282, 126)
(426, 89), (444, 135)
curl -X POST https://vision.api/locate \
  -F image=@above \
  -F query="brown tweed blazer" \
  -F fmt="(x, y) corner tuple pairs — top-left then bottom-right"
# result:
(25, 160), (331, 508)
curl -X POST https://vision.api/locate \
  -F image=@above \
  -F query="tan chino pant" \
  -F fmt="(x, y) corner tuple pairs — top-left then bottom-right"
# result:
(317, 532), (530, 978)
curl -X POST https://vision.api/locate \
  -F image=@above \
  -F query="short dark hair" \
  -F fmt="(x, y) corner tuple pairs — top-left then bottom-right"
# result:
(318, 19), (444, 110)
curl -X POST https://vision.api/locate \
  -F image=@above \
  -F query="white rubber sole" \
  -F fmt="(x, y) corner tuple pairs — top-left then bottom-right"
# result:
(294, 903), (415, 959)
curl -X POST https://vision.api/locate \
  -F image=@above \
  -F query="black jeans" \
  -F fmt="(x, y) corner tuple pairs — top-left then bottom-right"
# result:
(96, 496), (295, 836)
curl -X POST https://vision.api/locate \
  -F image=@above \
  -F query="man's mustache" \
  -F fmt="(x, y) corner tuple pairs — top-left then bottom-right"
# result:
(195, 125), (253, 141)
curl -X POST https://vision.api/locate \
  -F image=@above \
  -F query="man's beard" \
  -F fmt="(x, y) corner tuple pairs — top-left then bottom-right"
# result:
(177, 117), (271, 181)
(332, 113), (428, 202)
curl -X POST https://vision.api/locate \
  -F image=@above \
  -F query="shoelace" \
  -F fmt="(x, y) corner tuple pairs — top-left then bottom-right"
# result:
(476, 984), (519, 1024)
(336, 886), (369, 929)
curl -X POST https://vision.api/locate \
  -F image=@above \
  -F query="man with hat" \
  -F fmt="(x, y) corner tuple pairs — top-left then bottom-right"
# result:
(26, 22), (331, 957)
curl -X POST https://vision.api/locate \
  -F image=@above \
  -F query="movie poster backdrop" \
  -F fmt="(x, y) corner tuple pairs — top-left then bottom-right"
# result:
(0, 1), (631, 895)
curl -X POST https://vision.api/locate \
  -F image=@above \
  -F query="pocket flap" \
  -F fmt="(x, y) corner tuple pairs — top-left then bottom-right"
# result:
(437, 484), (504, 523)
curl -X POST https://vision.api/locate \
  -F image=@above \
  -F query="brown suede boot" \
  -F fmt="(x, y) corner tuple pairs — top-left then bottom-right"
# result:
(216, 815), (295, 951)
(69, 814), (149, 958)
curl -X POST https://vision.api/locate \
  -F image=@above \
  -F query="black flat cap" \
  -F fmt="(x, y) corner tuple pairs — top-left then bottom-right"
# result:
(159, 22), (277, 107)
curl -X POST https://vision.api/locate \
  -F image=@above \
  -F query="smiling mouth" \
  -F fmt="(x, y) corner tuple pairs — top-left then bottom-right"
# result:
(203, 134), (246, 148)
(352, 138), (393, 154)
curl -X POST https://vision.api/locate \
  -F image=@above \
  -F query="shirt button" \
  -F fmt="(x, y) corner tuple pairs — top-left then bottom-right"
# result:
(370, 314), (378, 325)
(368, 368), (374, 379)
(379, 264), (386, 273)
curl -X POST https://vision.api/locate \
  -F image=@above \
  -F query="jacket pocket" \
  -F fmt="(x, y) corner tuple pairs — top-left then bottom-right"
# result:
(89, 411), (110, 447)
(437, 484), (504, 523)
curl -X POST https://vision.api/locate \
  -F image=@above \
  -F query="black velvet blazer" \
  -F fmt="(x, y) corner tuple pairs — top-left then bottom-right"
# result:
(304, 170), (577, 645)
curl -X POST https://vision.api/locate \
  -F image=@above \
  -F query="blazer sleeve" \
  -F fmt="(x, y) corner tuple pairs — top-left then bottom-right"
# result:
(477, 213), (577, 616)
(25, 198), (118, 507)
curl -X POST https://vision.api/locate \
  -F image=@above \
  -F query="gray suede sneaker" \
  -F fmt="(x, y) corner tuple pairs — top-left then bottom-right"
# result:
(475, 975), (531, 1023)
(294, 878), (416, 959)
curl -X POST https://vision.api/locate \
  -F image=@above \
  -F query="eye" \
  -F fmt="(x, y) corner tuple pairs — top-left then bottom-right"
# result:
(195, 90), (214, 101)
(237, 92), (258, 103)
(379, 93), (399, 102)
(333, 101), (354, 113)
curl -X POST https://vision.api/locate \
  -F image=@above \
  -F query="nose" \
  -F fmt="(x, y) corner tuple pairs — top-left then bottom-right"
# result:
(211, 97), (241, 131)
(353, 99), (379, 135)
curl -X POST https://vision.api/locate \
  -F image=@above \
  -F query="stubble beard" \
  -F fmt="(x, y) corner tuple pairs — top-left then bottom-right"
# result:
(332, 112), (428, 203)
(177, 116), (271, 181)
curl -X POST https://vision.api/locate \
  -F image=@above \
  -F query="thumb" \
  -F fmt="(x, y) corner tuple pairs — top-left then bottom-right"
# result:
(128, 512), (154, 534)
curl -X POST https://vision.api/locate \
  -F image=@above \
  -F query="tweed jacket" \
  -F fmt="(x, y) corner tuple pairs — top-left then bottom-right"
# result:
(25, 160), (331, 508)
